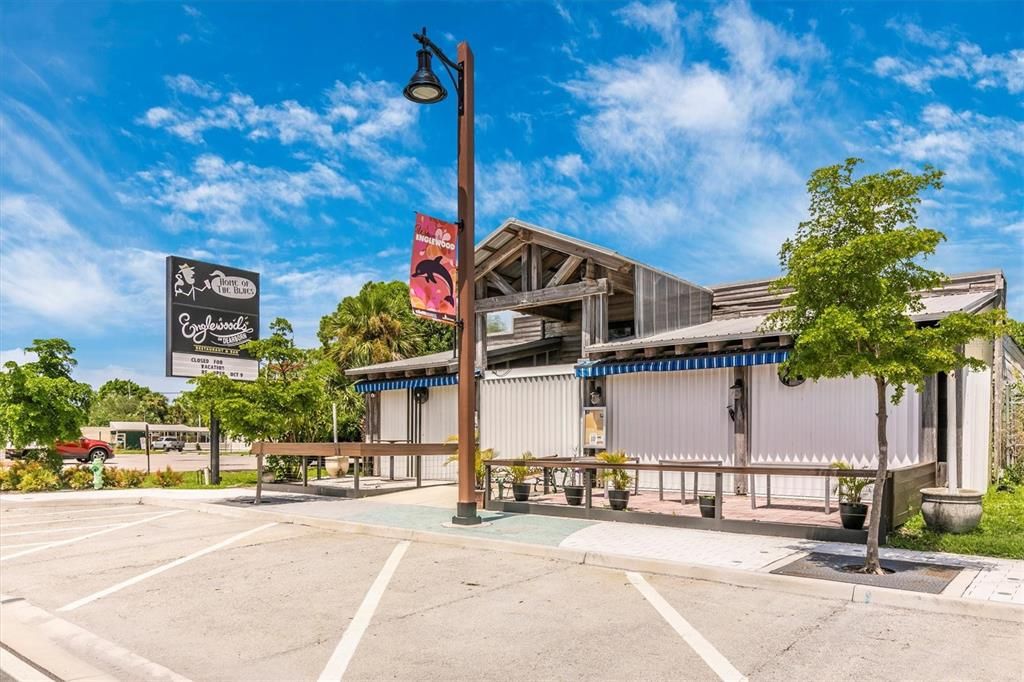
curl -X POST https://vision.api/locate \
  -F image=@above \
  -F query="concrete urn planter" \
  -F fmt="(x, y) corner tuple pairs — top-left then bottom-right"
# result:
(920, 487), (983, 534)
(325, 456), (349, 478)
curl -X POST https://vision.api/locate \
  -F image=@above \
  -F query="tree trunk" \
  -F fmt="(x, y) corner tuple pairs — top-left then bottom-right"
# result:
(865, 376), (889, 574)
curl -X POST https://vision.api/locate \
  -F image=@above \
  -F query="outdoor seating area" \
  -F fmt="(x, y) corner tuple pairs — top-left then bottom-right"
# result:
(481, 457), (934, 543)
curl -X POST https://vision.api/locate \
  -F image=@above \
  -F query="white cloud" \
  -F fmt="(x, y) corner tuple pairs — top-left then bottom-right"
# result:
(130, 154), (362, 235)
(884, 17), (950, 50)
(182, 5), (201, 18)
(163, 74), (220, 100)
(870, 104), (1024, 183)
(0, 196), (164, 330)
(138, 76), (418, 169)
(873, 40), (1024, 94)
(552, 153), (584, 179)
(616, 1), (681, 50)
(0, 348), (37, 366)
(554, 0), (825, 268)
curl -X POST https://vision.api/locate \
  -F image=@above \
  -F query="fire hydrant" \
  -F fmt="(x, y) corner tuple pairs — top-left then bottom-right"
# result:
(90, 453), (105, 490)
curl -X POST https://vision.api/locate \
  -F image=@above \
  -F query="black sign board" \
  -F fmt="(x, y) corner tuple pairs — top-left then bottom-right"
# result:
(166, 256), (260, 381)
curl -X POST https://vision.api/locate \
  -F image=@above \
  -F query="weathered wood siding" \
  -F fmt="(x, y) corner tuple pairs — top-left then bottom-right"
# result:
(887, 462), (936, 529)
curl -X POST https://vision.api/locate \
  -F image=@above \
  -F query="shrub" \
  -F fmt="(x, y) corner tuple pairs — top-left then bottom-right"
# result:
(0, 464), (14, 491)
(265, 455), (299, 481)
(112, 467), (146, 488)
(23, 449), (65, 475)
(4, 460), (42, 491)
(17, 466), (62, 492)
(152, 466), (184, 487)
(64, 466), (95, 490)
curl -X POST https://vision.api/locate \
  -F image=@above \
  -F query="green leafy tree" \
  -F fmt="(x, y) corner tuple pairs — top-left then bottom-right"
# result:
(0, 339), (93, 448)
(318, 280), (453, 370)
(89, 379), (169, 425)
(191, 318), (363, 446)
(765, 159), (1004, 574)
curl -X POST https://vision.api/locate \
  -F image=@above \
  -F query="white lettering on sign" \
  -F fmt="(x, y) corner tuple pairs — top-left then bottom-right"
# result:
(178, 312), (254, 346)
(171, 353), (258, 381)
(210, 273), (257, 299)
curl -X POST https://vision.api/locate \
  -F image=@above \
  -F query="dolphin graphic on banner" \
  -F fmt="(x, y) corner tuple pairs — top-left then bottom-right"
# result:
(409, 212), (457, 324)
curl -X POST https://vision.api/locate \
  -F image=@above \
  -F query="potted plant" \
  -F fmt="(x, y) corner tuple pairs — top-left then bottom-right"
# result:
(697, 494), (717, 518)
(445, 444), (495, 504)
(597, 451), (632, 511)
(507, 452), (538, 502)
(563, 472), (585, 506)
(832, 462), (870, 530)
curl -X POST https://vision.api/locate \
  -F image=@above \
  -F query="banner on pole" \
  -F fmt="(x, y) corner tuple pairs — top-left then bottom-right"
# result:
(409, 212), (457, 324)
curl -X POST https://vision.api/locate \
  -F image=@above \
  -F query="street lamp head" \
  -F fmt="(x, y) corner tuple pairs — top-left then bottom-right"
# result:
(404, 48), (447, 104)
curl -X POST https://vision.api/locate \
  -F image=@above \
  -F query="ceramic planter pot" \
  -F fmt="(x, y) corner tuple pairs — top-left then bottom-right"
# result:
(920, 487), (983, 533)
(563, 485), (585, 506)
(838, 502), (868, 530)
(324, 456), (349, 478)
(607, 488), (630, 511)
(698, 495), (717, 518)
(512, 483), (532, 502)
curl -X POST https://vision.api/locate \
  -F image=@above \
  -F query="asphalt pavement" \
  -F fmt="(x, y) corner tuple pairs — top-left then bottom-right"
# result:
(1, 500), (1021, 681)
(103, 452), (255, 472)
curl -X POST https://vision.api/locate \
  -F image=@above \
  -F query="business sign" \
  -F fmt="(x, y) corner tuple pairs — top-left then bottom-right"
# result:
(409, 212), (457, 325)
(166, 256), (259, 381)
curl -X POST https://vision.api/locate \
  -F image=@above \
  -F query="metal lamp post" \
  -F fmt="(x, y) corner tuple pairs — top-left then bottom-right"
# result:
(403, 28), (480, 526)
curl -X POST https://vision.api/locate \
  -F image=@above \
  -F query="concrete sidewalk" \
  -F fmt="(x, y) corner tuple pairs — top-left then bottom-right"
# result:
(4, 487), (1022, 617)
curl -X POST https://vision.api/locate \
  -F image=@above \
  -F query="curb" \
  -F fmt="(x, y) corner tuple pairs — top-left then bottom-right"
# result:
(142, 497), (1024, 624)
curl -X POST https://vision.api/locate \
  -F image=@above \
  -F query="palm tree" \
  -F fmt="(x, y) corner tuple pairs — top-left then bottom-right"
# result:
(319, 281), (424, 370)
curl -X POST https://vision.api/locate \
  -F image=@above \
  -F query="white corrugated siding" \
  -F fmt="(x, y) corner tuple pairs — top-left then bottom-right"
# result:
(606, 369), (733, 491)
(378, 390), (408, 442)
(418, 385), (458, 480)
(480, 367), (579, 459)
(750, 365), (921, 497)
(962, 367), (991, 491)
(375, 387), (459, 481)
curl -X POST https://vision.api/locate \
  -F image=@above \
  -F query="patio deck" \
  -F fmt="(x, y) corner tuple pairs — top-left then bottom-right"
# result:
(523, 489), (844, 527)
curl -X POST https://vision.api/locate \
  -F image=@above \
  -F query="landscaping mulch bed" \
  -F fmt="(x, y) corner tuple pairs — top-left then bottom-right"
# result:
(772, 551), (962, 594)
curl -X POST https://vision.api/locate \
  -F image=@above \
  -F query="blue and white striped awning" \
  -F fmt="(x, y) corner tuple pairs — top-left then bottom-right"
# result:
(575, 350), (789, 378)
(353, 374), (458, 393)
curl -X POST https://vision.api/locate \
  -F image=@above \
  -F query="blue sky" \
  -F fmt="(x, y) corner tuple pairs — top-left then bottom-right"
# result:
(1, 1), (1021, 394)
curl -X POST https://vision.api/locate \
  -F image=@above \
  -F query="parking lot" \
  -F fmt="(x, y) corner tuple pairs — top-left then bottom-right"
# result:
(1, 500), (1021, 681)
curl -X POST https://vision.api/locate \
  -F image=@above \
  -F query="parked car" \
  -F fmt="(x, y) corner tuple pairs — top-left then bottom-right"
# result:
(5, 438), (112, 464)
(151, 436), (185, 452)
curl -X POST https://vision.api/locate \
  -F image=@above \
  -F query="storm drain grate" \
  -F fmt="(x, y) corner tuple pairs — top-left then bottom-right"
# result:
(771, 552), (962, 594)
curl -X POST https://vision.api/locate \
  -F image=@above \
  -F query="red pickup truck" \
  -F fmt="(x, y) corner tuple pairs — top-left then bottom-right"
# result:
(6, 438), (112, 463)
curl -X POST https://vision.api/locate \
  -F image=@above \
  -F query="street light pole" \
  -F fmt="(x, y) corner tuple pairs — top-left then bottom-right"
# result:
(454, 41), (478, 525)
(403, 29), (481, 525)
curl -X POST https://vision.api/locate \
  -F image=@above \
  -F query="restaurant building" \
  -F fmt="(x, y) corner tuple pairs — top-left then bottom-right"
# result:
(346, 218), (1017, 500)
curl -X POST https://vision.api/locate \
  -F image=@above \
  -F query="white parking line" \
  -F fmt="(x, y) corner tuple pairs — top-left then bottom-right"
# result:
(58, 522), (278, 612)
(0, 541), (53, 550)
(318, 541), (411, 682)
(0, 505), (133, 519)
(0, 510), (185, 562)
(1, 511), (163, 528)
(2, 523), (120, 537)
(626, 571), (747, 682)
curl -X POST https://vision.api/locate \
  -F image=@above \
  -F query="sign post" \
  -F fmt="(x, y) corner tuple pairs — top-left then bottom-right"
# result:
(166, 256), (260, 484)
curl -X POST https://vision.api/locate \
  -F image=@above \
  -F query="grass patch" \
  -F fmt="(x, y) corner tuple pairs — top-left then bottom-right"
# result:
(134, 470), (258, 489)
(163, 470), (257, 489)
(886, 485), (1024, 560)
